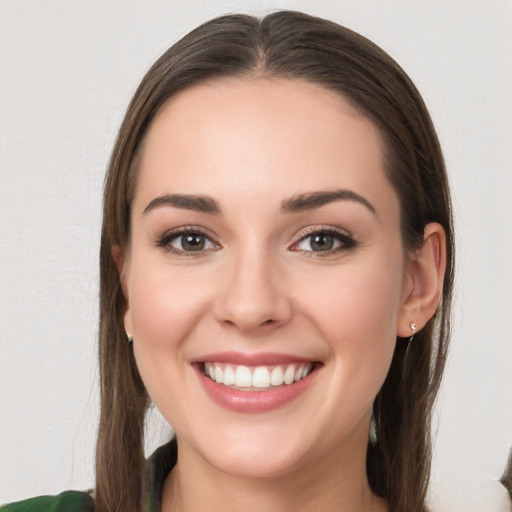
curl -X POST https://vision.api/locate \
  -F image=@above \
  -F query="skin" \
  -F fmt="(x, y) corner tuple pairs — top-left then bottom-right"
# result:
(118, 78), (446, 512)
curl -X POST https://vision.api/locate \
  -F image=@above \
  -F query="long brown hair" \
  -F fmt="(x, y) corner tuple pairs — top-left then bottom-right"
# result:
(96, 11), (454, 512)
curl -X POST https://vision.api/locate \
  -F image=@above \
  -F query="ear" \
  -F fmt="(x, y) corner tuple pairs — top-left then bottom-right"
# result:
(111, 245), (133, 337)
(397, 223), (447, 337)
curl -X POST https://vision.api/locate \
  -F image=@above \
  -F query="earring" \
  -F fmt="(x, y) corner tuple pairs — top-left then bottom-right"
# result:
(405, 322), (416, 355)
(409, 322), (416, 342)
(369, 407), (377, 445)
(126, 333), (133, 344)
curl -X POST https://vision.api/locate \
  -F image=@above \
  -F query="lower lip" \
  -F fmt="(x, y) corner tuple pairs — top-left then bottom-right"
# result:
(195, 365), (318, 413)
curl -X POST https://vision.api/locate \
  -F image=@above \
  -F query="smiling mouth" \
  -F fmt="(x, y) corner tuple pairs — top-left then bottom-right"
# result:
(202, 362), (316, 391)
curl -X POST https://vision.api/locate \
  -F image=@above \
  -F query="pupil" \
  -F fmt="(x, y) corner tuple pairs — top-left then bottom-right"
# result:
(183, 234), (204, 251)
(311, 234), (333, 251)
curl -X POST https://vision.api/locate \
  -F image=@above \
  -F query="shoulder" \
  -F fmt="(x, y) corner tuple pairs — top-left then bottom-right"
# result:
(0, 491), (94, 512)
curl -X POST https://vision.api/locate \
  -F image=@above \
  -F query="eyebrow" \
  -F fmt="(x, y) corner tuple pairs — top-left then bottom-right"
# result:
(143, 194), (222, 215)
(142, 189), (376, 217)
(280, 189), (376, 215)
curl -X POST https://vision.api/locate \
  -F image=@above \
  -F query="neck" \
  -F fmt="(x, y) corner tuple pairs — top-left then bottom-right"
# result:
(161, 437), (387, 512)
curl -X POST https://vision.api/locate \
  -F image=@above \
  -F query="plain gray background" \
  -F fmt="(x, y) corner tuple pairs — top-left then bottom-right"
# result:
(1, 1), (511, 509)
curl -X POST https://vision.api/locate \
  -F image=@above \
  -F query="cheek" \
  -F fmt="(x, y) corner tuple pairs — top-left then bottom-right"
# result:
(127, 260), (211, 347)
(125, 257), (214, 408)
(298, 255), (404, 396)
(302, 257), (403, 339)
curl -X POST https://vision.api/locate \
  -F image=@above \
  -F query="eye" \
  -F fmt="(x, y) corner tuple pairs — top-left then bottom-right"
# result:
(291, 228), (356, 255)
(157, 228), (219, 255)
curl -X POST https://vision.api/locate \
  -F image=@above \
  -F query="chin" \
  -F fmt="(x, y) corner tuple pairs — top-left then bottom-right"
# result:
(202, 443), (307, 479)
(181, 419), (332, 480)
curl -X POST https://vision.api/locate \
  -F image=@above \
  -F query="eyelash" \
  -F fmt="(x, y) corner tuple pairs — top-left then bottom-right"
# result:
(291, 226), (357, 258)
(156, 225), (357, 257)
(156, 227), (219, 257)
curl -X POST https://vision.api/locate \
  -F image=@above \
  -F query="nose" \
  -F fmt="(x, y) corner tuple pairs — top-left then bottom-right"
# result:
(213, 248), (292, 333)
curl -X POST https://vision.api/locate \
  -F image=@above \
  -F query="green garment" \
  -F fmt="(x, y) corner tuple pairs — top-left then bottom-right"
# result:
(0, 440), (177, 512)
(0, 492), (94, 512)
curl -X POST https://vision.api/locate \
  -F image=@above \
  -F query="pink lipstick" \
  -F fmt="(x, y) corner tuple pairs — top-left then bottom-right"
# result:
(192, 352), (320, 413)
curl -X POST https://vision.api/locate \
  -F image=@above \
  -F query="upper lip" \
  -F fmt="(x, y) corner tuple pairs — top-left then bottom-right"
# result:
(190, 351), (318, 366)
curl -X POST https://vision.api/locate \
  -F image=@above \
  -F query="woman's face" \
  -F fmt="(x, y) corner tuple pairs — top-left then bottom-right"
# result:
(122, 78), (412, 478)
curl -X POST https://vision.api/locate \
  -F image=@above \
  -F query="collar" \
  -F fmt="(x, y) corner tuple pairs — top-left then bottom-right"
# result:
(141, 438), (178, 512)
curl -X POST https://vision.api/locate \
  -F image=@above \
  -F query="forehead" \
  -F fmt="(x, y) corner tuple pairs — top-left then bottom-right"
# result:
(134, 78), (397, 217)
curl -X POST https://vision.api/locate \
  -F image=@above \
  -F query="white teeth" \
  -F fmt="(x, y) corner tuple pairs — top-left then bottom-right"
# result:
(283, 365), (295, 385)
(223, 365), (235, 386)
(204, 362), (314, 389)
(270, 366), (284, 386)
(234, 365), (252, 387)
(253, 367), (270, 388)
(215, 366), (223, 384)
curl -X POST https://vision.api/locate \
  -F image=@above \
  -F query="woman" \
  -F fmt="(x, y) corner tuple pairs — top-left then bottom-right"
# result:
(2, 10), (454, 512)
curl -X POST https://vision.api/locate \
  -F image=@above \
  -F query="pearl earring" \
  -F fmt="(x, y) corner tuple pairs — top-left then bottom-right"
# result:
(405, 322), (416, 356)
(409, 322), (416, 342)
